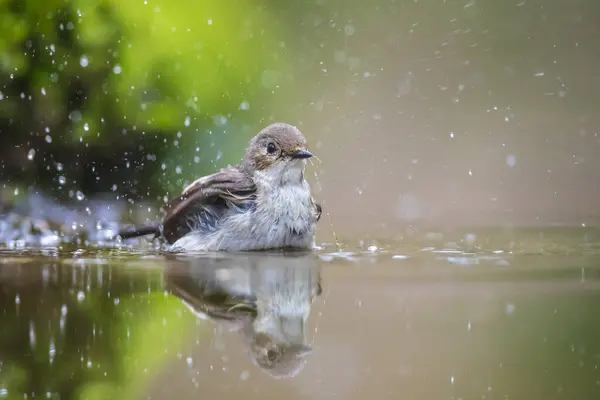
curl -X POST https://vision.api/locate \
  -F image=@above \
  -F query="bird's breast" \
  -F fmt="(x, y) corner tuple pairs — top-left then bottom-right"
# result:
(259, 185), (312, 218)
(254, 183), (315, 241)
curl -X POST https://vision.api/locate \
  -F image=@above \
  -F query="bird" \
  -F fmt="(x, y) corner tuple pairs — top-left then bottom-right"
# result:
(164, 251), (323, 379)
(117, 122), (322, 252)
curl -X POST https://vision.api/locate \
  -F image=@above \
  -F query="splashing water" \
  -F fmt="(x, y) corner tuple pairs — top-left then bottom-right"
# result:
(308, 157), (341, 252)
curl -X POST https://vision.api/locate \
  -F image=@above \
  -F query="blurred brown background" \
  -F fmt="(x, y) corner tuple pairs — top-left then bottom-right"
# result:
(293, 0), (600, 237)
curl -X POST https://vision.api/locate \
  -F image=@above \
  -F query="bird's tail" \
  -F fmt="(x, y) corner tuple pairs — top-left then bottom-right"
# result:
(116, 222), (161, 240)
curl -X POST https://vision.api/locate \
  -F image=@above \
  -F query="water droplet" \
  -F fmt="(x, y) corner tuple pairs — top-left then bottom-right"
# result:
(29, 322), (36, 347)
(505, 303), (515, 315)
(83, 123), (89, 131)
(58, 176), (66, 185)
(506, 154), (517, 168)
(344, 24), (355, 36)
(184, 116), (191, 127)
(113, 65), (122, 74)
(239, 101), (249, 110)
(77, 291), (86, 302)
(49, 340), (56, 363)
(45, 135), (52, 143)
(80, 55), (89, 67)
(175, 166), (182, 174)
(69, 110), (82, 122)
(41, 87), (46, 95)
(464, 233), (477, 243)
(76, 191), (85, 201)
(27, 148), (36, 160)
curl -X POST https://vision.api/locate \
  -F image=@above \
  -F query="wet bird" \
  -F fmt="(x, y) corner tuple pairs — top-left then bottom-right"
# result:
(117, 123), (322, 252)
(164, 251), (322, 379)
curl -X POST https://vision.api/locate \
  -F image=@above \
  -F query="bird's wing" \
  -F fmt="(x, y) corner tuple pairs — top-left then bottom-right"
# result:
(161, 167), (256, 243)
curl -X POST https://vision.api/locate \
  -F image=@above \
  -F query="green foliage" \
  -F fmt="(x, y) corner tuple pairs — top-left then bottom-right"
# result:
(1, 0), (288, 133)
(0, 0), (289, 198)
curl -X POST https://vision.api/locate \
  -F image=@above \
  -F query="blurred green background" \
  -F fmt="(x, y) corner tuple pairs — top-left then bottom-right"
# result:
(0, 0), (310, 203)
(0, 257), (199, 399)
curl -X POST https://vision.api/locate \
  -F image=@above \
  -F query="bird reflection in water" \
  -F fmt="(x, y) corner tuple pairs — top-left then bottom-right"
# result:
(164, 250), (323, 379)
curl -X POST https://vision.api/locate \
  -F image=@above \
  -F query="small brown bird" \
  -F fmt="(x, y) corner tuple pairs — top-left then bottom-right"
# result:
(117, 123), (322, 251)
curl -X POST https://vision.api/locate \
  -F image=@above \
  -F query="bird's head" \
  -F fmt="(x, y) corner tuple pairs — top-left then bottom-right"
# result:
(241, 123), (313, 186)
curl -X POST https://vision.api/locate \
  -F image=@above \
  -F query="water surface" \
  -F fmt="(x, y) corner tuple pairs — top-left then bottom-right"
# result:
(1, 228), (600, 399)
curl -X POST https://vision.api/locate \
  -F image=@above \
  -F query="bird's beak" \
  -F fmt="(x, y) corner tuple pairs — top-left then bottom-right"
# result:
(291, 149), (313, 159)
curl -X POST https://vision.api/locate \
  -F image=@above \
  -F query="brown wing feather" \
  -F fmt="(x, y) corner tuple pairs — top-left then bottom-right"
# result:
(161, 167), (256, 243)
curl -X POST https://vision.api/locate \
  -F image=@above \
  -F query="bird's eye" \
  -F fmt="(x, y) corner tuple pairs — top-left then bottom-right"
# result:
(266, 142), (277, 154)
